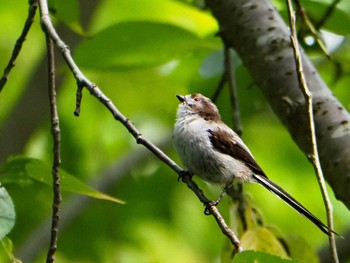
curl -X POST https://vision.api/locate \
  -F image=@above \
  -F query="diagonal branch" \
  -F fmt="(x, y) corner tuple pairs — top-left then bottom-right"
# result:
(315, 0), (341, 30)
(37, 0), (242, 253)
(294, 0), (329, 58)
(0, 0), (38, 92)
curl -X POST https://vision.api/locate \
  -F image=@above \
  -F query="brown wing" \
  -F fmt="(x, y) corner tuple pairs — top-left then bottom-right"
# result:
(207, 128), (266, 177)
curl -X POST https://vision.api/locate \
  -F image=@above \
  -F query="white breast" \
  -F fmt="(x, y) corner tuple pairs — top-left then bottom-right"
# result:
(173, 116), (252, 185)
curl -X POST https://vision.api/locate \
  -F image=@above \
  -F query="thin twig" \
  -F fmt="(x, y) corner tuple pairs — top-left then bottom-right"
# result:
(213, 44), (245, 229)
(37, 0), (242, 252)
(294, 0), (330, 58)
(315, 0), (341, 30)
(286, 1), (339, 263)
(226, 184), (247, 231)
(206, 204), (243, 252)
(74, 82), (84, 116)
(212, 73), (225, 103)
(180, 172), (242, 251)
(212, 44), (242, 135)
(45, 29), (62, 263)
(0, 0), (38, 92)
(223, 44), (242, 136)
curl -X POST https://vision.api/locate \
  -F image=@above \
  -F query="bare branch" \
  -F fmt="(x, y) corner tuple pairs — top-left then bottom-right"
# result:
(212, 43), (242, 135)
(37, 0), (242, 253)
(0, 0), (38, 92)
(294, 0), (329, 58)
(207, 204), (243, 252)
(319, 230), (350, 263)
(223, 44), (242, 136)
(286, 1), (338, 262)
(212, 73), (225, 103)
(212, 40), (246, 230)
(226, 184), (247, 232)
(45, 30), (62, 263)
(74, 83), (84, 116)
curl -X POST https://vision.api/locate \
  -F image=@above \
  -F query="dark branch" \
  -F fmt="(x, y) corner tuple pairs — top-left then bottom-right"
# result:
(223, 44), (242, 136)
(212, 42), (242, 135)
(44, 24), (62, 263)
(212, 72), (226, 103)
(315, 0), (341, 30)
(0, 0), (38, 92)
(74, 82), (84, 116)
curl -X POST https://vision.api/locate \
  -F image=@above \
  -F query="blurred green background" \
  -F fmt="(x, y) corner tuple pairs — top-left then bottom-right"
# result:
(0, 0), (349, 262)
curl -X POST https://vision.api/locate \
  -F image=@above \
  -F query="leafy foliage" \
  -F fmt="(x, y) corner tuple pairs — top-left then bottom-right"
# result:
(0, 157), (124, 203)
(75, 21), (218, 70)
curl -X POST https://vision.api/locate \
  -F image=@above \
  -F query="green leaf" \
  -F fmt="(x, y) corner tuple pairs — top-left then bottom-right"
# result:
(240, 227), (289, 258)
(233, 250), (296, 263)
(283, 235), (319, 263)
(90, 0), (217, 37)
(0, 157), (124, 204)
(1, 237), (22, 263)
(74, 21), (218, 70)
(0, 185), (15, 240)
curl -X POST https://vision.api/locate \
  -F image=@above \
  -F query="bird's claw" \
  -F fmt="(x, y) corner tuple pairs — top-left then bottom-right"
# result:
(204, 201), (219, 215)
(177, 170), (192, 182)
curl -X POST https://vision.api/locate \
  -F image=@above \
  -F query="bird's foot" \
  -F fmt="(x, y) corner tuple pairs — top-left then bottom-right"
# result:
(177, 170), (192, 182)
(204, 185), (228, 215)
(204, 201), (219, 215)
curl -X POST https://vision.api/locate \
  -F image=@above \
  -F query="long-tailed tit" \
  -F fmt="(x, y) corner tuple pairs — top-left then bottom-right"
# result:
(173, 93), (336, 236)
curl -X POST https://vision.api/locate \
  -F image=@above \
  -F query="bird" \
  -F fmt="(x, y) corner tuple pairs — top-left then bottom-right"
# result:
(173, 93), (337, 236)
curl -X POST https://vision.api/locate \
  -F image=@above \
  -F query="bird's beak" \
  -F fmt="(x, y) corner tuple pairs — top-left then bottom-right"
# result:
(176, 94), (185, 102)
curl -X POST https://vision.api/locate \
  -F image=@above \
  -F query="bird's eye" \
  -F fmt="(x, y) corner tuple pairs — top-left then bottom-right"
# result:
(193, 97), (199, 102)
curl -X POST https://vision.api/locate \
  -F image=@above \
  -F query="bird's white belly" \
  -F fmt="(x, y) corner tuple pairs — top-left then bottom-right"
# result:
(173, 119), (251, 185)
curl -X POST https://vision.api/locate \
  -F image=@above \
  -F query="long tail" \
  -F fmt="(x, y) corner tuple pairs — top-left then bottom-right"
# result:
(253, 174), (338, 236)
